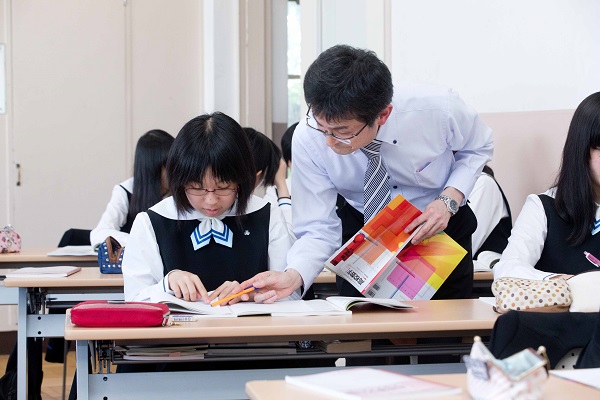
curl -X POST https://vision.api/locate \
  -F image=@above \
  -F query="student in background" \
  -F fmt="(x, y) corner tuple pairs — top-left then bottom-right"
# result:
(122, 113), (294, 303)
(469, 165), (512, 263)
(489, 91), (600, 368)
(243, 127), (292, 225)
(494, 92), (600, 281)
(90, 129), (174, 247)
(46, 129), (175, 387)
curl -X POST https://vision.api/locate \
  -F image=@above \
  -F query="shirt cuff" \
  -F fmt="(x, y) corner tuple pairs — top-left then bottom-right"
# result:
(163, 270), (179, 294)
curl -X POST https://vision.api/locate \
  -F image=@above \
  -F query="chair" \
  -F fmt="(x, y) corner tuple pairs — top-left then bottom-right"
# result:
(554, 348), (582, 370)
(57, 228), (91, 247)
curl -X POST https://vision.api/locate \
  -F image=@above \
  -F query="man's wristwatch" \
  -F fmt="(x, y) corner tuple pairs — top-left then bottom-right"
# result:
(435, 194), (459, 216)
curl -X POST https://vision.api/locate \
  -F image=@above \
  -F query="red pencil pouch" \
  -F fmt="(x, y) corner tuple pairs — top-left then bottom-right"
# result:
(70, 301), (172, 327)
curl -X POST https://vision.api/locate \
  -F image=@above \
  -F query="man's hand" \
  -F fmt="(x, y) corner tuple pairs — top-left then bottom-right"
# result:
(405, 200), (451, 244)
(404, 187), (463, 244)
(237, 269), (303, 304)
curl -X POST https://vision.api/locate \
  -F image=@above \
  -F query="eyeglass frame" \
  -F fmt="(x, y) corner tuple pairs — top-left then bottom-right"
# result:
(184, 186), (238, 197)
(305, 106), (369, 144)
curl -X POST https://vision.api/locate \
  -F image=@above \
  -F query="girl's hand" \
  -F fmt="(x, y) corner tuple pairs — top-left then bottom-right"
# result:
(208, 280), (253, 305)
(168, 270), (209, 303)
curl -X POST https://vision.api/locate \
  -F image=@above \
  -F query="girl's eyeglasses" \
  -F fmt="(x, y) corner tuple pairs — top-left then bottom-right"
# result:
(185, 187), (238, 197)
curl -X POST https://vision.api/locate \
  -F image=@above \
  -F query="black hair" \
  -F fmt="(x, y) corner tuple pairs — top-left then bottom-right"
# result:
(281, 122), (298, 165)
(167, 112), (256, 218)
(243, 127), (282, 187)
(129, 129), (175, 218)
(303, 44), (393, 125)
(554, 91), (600, 245)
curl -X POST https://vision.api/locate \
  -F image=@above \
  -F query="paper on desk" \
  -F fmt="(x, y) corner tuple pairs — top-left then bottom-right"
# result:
(5, 266), (82, 278)
(478, 297), (496, 306)
(551, 368), (600, 390)
(47, 246), (97, 256)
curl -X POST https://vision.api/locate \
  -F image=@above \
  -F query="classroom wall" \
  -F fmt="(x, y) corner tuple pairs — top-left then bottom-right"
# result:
(388, 0), (600, 216)
(0, 0), (9, 228)
(0, 0), (203, 246)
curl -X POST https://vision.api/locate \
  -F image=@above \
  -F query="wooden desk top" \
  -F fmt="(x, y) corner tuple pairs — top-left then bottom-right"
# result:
(64, 298), (497, 342)
(245, 373), (599, 400)
(474, 271), (493, 281)
(3, 267), (123, 288)
(0, 247), (97, 263)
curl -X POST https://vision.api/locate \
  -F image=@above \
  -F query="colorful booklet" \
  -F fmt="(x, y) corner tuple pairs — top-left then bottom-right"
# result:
(325, 194), (467, 301)
(285, 367), (462, 399)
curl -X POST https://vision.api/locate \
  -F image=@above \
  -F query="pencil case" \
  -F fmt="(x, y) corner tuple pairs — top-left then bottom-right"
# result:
(98, 236), (124, 274)
(0, 225), (21, 253)
(71, 300), (172, 327)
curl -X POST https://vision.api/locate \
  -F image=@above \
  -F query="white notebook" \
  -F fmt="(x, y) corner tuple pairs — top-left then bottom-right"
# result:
(5, 266), (82, 279)
(285, 367), (461, 399)
(47, 246), (97, 256)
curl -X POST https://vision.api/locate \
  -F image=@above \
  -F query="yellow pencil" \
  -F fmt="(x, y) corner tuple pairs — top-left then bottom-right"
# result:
(211, 286), (256, 307)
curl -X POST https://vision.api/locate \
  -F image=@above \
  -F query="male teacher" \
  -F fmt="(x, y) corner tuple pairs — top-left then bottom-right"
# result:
(242, 44), (493, 302)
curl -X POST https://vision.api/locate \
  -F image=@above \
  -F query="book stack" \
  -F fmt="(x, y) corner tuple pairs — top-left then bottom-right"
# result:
(315, 339), (371, 354)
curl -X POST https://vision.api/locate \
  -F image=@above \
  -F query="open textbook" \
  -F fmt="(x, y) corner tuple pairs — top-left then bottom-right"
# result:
(151, 292), (413, 317)
(325, 194), (467, 301)
(285, 367), (461, 399)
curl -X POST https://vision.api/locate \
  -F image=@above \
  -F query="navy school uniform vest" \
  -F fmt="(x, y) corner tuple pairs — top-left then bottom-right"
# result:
(536, 194), (600, 274)
(146, 204), (270, 291)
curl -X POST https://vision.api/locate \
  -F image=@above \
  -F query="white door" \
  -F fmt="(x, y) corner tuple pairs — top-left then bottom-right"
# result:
(11, 0), (128, 246)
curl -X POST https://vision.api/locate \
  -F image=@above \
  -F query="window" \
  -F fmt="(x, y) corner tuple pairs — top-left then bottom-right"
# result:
(287, 0), (302, 125)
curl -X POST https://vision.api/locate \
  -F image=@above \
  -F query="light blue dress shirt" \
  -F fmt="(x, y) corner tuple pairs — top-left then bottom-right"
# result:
(287, 82), (494, 291)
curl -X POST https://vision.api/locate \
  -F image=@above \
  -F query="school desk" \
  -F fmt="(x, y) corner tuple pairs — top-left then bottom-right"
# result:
(3, 268), (124, 400)
(65, 299), (498, 400)
(245, 373), (600, 400)
(0, 247), (98, 268)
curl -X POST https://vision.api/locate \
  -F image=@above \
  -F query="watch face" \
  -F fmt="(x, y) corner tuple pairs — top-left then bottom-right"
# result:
(449, 199), (459, 213)
(437, 195), (459, 214)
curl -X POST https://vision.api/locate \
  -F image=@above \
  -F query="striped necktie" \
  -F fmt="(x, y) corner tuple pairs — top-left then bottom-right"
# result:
(361, 139), (392, 223)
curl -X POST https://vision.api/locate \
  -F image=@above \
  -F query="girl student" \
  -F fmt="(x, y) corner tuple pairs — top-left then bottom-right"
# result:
(122, 112), (294, 303)
(490, 92), (600, 368)
(90, 129), (175, 247)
